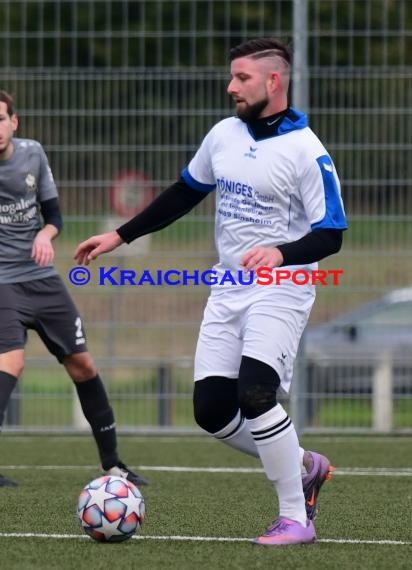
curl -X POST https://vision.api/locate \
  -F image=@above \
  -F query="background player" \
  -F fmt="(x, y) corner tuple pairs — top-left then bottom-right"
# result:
(0, 90), (148, 488)
(75, 38), (347, 545)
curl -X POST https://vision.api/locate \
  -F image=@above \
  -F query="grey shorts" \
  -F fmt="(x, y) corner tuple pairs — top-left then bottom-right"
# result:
(0, 275), (88, 362)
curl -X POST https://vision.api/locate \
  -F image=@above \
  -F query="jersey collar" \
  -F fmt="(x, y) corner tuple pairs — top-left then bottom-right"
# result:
(246, 107), (308, 141)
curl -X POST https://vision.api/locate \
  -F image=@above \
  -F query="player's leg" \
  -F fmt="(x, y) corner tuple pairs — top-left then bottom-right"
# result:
(237, 355), (314, 545)
(62, 352), (146, 486)
(241, 289), (319, 545)
(300, 449), (334, 520)
(194, 379), (329, 490)
(0, 283), (27, 487)
(33, 275), (148, 486)
(193, 289), (247, 441)
(194, 354), (315, 545)
(247, 285), (333, 519)
(0, 351), (22, 487)
(0, 350), (23, 424)
(209, 410), (331, 515)
(206, 406), (332, 520)
(193, 288), (328, 513)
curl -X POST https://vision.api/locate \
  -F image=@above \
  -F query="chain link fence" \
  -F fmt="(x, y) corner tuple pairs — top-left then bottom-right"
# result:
(1, 0), (411, 433)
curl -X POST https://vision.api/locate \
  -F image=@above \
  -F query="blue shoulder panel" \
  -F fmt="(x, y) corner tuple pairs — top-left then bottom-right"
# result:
(311, 155), (348, 230)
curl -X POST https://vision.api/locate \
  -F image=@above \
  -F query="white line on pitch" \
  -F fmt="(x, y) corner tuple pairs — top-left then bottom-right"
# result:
(0, 465), (412, 476)
(0, 532), (410, 546)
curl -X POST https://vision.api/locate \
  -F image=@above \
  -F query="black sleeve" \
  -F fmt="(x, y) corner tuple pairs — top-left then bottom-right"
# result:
(277, 228), (343, 266)
(40, 197), (63, 233)
(116, 177), (209, 244)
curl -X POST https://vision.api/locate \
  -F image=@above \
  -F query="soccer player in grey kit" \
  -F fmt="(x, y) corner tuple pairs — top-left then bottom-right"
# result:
(0, 90), (148, 488)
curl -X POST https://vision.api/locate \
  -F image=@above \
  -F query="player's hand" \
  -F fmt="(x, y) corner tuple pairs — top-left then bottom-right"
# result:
(241, 246), (284, 272)
(74, 231), (124, 265)
(31, 232), (55, 267)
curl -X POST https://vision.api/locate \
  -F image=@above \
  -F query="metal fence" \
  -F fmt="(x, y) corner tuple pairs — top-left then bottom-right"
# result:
(1, 0), (411, 433)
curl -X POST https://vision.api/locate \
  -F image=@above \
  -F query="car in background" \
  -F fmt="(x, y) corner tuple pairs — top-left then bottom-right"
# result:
(303, 288), (412, 393)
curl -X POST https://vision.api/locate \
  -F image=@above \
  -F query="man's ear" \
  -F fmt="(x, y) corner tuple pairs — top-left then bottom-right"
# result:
(269, 72), (281, 92)
(11, 114), (18, 132)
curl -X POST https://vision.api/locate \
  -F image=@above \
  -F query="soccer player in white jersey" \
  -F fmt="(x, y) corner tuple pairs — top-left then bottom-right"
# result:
(75, 38), (348, 545)
(0, 90), (148, 488)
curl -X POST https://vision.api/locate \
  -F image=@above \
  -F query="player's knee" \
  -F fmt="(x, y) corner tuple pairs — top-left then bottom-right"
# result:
(63, 352), (97, 382)
(238, 356), (280, 419)
(7, 363), (24, 379)
(193, 376), (239, 433)
(238, 384), (277, 419)
(0, 350), (24, 379)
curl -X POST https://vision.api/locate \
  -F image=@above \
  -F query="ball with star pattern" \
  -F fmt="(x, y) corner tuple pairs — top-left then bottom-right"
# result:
(77, 475), (145, 542)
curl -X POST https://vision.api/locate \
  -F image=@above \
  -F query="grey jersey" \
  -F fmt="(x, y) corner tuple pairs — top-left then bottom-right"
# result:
(0, 138), (58, 283)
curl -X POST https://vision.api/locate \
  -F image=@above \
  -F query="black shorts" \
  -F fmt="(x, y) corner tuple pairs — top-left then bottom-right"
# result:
(0, 275), (89, 362)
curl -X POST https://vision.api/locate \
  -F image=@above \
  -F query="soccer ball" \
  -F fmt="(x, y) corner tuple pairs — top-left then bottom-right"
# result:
(77, 475), (145, 542)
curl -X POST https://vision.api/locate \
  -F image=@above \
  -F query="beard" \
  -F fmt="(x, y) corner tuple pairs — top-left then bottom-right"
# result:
(235, 97), (269, 122)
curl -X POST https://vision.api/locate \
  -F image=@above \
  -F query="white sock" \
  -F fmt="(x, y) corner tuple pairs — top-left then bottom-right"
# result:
(213, 410), (259, 457)
(246, 404), (307, 526)
(300, 446), (308, 476)
(213, 410), (308, 479)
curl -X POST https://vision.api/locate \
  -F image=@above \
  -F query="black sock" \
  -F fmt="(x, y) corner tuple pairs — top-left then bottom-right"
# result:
(74, 375), (119, 469)
(0, 371), (18, 428)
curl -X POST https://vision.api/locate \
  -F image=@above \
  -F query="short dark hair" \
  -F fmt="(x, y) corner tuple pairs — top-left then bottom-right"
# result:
(0, 90), (16, 116)
(229, 38), (293, 66)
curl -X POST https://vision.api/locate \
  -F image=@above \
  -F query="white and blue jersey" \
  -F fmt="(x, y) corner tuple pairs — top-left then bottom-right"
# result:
(182, 108), (347, 279)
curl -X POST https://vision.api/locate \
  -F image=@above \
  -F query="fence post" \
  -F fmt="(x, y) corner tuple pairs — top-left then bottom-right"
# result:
(372, 351), (393, 432)
(158, 363), (172, 427)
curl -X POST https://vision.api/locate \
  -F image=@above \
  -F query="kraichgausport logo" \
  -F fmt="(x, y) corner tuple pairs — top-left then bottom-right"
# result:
(68, 267), (343, 287)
